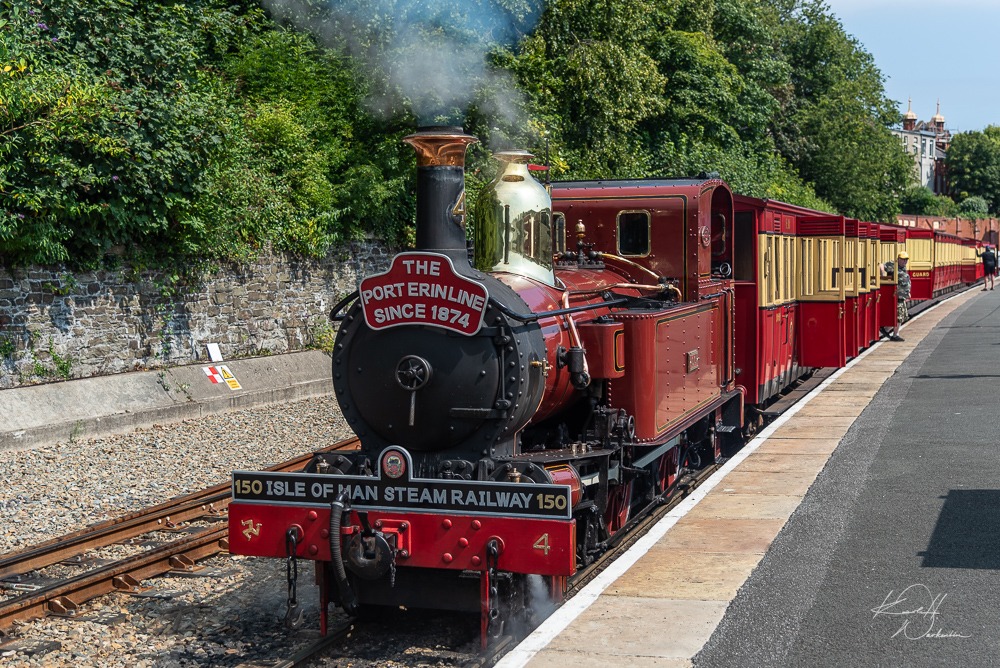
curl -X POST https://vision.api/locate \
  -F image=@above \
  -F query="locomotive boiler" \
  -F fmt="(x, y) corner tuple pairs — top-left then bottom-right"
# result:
(227, 127), (744, 645)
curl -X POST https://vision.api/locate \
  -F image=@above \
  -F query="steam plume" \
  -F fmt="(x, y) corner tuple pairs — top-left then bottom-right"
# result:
(262, 0), (544, 125)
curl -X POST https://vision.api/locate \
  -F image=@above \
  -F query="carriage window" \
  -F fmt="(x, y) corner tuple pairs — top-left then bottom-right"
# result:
(843, 238), (857, 293)
(759, 234), (775, 307)
(783, 236), (793, 302)
(617, 211), (651, 256)
(858, 238), (868, 292)
(870, 240), (880, 289)
(801, 238), (815, 297)
(734, 211), (754, 281)
(817, 238), (844, 296)
(772, 236), (781, 304)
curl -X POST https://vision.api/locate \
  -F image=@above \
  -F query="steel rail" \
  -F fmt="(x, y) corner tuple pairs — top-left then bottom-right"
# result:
(268, 620), (355, 667)
(0, 438), (359, 631)
(0, 525), (228, 630)
(0, 438), (359, 580)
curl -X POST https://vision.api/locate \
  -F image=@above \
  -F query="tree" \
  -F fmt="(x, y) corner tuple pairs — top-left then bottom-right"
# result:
(769, 1), (912, 221)
(946, 130), (1000, 214)
(900, 185), (958, 217)
(0, 0), (420, 267)
(959, 195), (989, 217)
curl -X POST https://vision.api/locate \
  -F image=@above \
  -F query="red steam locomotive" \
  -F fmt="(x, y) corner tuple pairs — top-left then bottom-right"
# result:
(226, 127), (980, 646)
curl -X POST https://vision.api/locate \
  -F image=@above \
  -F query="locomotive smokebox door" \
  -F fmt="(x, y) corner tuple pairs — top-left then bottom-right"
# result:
(337, 320), (503, 451)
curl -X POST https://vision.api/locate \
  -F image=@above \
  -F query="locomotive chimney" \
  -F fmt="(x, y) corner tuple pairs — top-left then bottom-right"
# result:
(403, 127), (478, 265)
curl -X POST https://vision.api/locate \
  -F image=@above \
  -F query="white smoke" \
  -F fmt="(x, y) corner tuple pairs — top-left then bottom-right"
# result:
(261, 0), (544, 125)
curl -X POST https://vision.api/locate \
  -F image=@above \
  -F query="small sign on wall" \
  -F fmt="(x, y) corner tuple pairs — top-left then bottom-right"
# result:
(204, 365), (242, 390)
(206, 343), (224, 362)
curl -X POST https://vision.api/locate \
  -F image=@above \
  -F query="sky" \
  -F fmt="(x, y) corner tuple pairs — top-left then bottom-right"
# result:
(823, 0), (1000, 133)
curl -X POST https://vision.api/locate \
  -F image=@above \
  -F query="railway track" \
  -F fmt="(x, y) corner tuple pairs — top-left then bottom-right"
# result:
(0, 438), (359, 632)
(240, 621), (355, 668)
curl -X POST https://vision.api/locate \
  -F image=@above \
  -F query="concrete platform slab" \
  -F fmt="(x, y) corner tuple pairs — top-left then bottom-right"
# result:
(794, 402), (874, 417)
(813, 381), (882, 393)
(780, 415), (858, 428)
(733, 453), (834, 474)
(529, 650), (691, 667)
(656, 518), (786, 554)
(836, 370), (894, 383)
(607, 550), (763, 600)
(769, 423), (850, 440)
(713, 469), (819, 496)
(540, 597), (728, 659)
(755, 437), (842, 455)
(689, 493), (803, 520)
(798, 394), (875, 408)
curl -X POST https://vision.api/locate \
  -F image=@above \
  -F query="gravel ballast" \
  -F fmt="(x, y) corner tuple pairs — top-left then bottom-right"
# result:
(0, 396), (360, 668)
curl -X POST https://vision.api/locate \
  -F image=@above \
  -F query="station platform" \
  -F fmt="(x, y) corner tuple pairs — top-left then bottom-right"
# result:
(499, 285), (995, 667)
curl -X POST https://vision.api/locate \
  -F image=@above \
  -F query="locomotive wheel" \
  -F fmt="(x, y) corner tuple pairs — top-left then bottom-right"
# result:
(742, 411), (764, 440)
(605, 480), (634, 535)
(655, 448), (679, 494)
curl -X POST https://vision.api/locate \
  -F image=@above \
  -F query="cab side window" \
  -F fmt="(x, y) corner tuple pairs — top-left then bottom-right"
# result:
(618, 211), (650, 256)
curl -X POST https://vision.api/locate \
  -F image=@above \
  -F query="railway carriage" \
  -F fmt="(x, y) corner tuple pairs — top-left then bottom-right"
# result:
(904, 228), (934, 299)
(797, 213), (850, 367)
(863, 222), (881, 347)
(962, 239), (984, 285)
(730, 196), (807, 413)
(933, 231), (964, 294)
(903, 229), (965, 299)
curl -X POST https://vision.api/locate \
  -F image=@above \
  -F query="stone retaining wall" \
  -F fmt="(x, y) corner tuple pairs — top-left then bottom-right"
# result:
(0, 242), (393, 389)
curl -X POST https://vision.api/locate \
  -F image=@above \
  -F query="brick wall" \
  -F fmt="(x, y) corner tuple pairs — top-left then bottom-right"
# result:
(0, 242), (393, 389)
(895, 215), (1000, 243)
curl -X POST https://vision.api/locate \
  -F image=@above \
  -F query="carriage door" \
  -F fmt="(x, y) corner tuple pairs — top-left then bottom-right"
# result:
(879, 227), (904, 331)
(797, 216), (847, 368)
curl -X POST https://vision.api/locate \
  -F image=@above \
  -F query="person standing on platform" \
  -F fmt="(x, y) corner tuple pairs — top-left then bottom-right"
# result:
(888, 251), (910, 341)
(977, 244), (997, 290)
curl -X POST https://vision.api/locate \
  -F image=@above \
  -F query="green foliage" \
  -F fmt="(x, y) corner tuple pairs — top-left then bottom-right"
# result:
(0, 0), (415, 268)
(0, 0), (928, 267)
(900, 185), (958, 217)
(947, 129), (1000, 214)
(769, 1), (911, 221)
(307, 313), (338, 355)
(48, 338), (73, 379)
(1, 0), (262, 266)
(0, 335), (14, 358)
(959, 195), (989, 217)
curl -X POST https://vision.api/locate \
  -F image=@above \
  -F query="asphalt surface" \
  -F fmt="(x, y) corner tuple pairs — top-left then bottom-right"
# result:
(695, 291), (1000, 667)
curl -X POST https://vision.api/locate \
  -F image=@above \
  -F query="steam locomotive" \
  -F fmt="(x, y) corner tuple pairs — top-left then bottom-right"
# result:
(227, 126), (978, 646)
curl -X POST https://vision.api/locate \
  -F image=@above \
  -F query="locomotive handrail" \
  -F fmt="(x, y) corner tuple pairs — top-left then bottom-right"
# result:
(488, 297), (630, 323)
(329, 290), (360, 321)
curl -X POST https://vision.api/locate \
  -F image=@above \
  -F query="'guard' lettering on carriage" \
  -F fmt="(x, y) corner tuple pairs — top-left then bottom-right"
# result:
(359, 252), (489, 336)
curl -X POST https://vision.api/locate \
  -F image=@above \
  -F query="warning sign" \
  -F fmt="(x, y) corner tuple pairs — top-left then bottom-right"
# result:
(204, 365), (242, 391)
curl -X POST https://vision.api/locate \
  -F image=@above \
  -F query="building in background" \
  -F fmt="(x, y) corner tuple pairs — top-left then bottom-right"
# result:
(892, 100), (951, 194)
